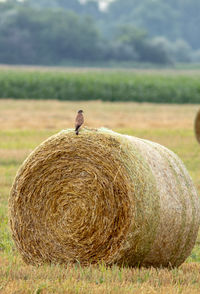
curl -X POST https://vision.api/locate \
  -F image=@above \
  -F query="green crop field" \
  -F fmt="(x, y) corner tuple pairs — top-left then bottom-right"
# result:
(0, 97), (200, 293)
(0, 67), (200, 103)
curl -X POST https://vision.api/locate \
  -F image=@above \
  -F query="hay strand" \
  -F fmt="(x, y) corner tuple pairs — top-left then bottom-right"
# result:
(195, 109), (200, 144)
(9, 129), (200, 267)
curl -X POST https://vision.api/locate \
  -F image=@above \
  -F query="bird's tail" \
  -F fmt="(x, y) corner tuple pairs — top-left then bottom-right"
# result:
(75, 125), (80, 135)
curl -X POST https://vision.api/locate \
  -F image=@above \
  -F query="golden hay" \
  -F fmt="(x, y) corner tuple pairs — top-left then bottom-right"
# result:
(9, 128), (200, 268)
(195, 109), (200, 144)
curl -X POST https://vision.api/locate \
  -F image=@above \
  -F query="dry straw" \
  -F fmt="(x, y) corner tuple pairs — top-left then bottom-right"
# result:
(195, 109), (200, 144)
(9, 128), (200, 268)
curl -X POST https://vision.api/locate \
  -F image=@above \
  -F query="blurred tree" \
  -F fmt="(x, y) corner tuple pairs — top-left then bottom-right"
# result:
(0, 0), (198, 65)
(24, 0), (101, 17)
(177, 0), (200, 49)
(0, 6), (105, 64)
(114, 25), (172, 64)
(107, 0), (200, 49)
(25, 0), (83, 10)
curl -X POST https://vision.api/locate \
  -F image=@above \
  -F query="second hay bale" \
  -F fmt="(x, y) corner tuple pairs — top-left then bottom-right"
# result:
(9, 129), (200, 267)
(195, 109), (200, 144)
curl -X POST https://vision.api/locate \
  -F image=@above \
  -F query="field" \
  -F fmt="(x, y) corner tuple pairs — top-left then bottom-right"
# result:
(0, 98), (200, 293)
(1, 66), (200, 103)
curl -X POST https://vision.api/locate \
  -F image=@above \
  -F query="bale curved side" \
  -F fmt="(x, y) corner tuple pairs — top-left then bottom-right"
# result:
(9, 128), (200, 267)
(125, 135), (200, 267)
(195, 109), (200, 144)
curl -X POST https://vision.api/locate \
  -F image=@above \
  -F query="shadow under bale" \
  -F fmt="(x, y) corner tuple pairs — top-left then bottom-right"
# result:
(9, 128), (200, 268)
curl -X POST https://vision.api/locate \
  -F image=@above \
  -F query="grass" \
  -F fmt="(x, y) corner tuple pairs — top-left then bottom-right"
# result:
(0, 99), (200, 293)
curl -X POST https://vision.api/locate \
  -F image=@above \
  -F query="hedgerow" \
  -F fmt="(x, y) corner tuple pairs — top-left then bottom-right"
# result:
(0, 70), (200, 103)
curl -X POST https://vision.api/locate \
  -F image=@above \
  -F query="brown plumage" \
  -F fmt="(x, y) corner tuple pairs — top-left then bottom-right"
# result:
(75, 110), (84, 135)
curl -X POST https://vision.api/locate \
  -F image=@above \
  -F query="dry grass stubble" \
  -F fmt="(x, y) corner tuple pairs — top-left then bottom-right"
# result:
(0, 99), (200, 294)
(0, 99), (199, 130)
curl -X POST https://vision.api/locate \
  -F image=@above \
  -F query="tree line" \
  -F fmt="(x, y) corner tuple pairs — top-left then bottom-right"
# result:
(0, 0), (199, 65)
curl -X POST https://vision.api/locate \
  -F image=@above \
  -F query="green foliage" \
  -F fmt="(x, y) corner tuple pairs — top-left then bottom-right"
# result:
(25, 0), (100, 17)
(0, 0), (200, 65)
(115, 25), (172, 64)
(0, 6), (103, 65)
(0, 70), (200, 103)
(107, 0), (200, 50)
(0, 2), (182, 65)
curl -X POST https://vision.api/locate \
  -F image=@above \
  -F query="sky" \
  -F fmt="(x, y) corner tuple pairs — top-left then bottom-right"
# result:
(99, 1), (111, 10)
(80, 0), (115, 11)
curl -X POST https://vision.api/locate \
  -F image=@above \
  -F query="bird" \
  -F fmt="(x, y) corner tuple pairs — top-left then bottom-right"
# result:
(75, 110), (84, 135)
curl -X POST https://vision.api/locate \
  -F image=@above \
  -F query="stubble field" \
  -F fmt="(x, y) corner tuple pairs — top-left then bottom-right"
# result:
(0, 99), (200, 294)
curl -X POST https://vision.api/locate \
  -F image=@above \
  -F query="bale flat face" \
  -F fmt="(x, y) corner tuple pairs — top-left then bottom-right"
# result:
(195, 109), (200, 144)
(9, 129), (200, 267)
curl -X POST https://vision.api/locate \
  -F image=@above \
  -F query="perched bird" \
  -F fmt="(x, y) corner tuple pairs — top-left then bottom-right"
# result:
(75, 110), (84, 135)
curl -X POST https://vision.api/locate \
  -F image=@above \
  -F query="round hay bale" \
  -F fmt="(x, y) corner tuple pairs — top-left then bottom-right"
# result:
(9, 128), (200, 268)
(195, 109), (200, 144)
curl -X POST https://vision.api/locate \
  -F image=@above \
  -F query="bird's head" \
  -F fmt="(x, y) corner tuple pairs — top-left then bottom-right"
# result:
(78, 110), (83, 113)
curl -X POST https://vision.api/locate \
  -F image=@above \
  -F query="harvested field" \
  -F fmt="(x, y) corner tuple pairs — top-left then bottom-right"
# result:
(0, 99), (200, 293)
(9, 128), (200, 268)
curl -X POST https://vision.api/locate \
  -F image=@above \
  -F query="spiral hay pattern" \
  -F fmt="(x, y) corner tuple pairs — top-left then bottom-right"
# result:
(195, 109), (200, 144)
(9, 129), (200, 267)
